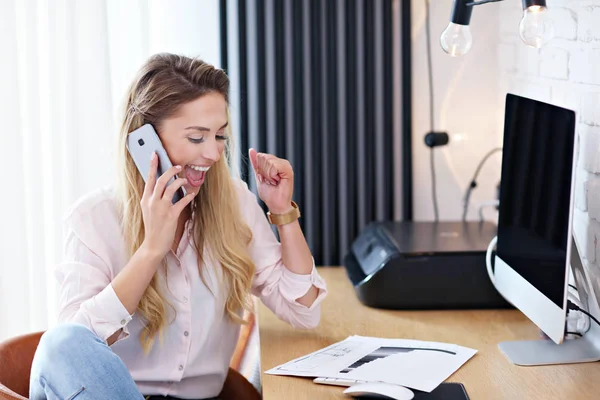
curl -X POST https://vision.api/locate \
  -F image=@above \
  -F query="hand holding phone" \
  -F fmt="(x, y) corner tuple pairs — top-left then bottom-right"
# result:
(138, 153), (196, 257)
(126, 124), (187, 204)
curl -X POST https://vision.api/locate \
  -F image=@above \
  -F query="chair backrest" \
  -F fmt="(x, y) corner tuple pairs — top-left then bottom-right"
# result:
(0, 330), (260, 400)
(0, 331), (44, 398)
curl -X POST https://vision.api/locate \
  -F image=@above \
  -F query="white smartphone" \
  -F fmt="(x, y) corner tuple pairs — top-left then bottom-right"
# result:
(126, 124), (186, 204)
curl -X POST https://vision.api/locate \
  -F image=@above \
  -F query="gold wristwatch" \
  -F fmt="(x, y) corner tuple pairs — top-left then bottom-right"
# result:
(267, 201), (301, 225)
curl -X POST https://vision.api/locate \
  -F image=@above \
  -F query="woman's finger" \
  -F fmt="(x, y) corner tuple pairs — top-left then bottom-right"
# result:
(172, 191), (197, 215)
(256, 153), (273, 180)
(143, 152), (158, 199)
(249, 148), (259, 173)
(163, 178), (188, 203)
(154, 165), (183, 198)
(265, 158), (281, 185)
(267, 159), (278, 178)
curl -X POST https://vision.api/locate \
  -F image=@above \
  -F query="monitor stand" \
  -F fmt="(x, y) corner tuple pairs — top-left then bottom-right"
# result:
(498, 333), (600, 366)
(498, 236), (600, 366)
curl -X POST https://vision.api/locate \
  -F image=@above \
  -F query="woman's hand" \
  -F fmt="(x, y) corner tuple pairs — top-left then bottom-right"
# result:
(140, 152), (196, 258)
(249, 148), (294, 214)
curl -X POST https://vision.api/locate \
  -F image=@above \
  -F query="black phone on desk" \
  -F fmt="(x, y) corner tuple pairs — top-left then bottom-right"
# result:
(356, 383), (470, 400)
(412, 383), (469, 400)
(126, 123), (186, 204)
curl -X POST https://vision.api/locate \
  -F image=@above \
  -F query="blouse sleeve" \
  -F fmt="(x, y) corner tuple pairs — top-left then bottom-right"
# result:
(54, 207), (133, 344)
(239, 181), (328, 329)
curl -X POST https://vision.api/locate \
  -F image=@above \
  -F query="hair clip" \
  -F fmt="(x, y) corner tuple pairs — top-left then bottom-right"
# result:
(130, 103), (141, 114)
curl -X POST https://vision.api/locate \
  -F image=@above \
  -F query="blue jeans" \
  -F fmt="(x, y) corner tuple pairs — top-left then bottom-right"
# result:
(30, 323), (219, 400)
(29, 322), (145, 400)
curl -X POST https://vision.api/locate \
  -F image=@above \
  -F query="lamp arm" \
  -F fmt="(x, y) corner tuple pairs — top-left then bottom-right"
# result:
(466, 0), (504, 6)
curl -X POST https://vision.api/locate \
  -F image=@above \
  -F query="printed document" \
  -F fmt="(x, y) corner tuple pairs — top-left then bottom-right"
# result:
(265, 335), (477, 392)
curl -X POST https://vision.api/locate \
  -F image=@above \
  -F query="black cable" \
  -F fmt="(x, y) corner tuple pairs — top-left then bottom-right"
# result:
(430, 148), (438, 221)
(424, 0), (438, 222)
(569, 284), (578, 291)
(568, 300), (600, 327)
(424, 0), (434, 134)
(462, 147), (502, 221)
(565, 331), (583, 337)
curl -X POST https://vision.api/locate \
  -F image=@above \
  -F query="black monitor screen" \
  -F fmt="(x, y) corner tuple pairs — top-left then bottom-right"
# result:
(496, 94), (576, 308)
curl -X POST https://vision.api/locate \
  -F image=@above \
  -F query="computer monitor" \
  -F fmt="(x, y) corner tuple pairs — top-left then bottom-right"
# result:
(493, 93), (600, 365)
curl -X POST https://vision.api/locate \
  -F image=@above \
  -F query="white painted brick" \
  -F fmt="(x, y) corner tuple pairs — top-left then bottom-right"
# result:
(575, 168), (590, 211)
(569, 50), (600, 86)
(507, 79), (552, 104)
(579, 125), (600, 173)
(581, 92), (600, 126)
(585, 263), (600, 304)
(578, 6), (600, 43)
(551, 86), (580, 112)
(588, 217), (600, 263)
(549, 8), (577, 40)
(540, 47), (569, 79)
(516, 46), (540, 76)
(587, 176), (600, 220)
(549, 0), (578, 6)
(573, 208), (592, 261)
(575, 125), (582, 167)
(585, 221), (596, 263)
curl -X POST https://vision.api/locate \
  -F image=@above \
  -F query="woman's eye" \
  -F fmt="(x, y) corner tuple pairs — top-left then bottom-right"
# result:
(216, 135), (228, 141)
(188, 138), (204, 144)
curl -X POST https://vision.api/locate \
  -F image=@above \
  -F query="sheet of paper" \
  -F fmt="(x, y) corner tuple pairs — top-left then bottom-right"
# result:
(343, 338), (477, 392)
(265, 335), (477, 392)
(265, 336), (382, 377)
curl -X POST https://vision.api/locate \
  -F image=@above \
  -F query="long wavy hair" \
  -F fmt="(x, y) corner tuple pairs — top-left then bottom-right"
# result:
(115, 53), (255, 353)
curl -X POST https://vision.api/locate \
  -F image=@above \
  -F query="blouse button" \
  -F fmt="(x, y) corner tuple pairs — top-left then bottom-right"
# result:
(179, 365), (183, 371)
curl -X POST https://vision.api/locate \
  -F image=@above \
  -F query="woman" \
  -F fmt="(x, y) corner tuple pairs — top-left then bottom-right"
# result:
(29, 53), (327, 400)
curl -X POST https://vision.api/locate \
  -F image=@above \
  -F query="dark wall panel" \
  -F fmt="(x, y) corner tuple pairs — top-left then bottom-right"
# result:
(230, 0), (405, 266)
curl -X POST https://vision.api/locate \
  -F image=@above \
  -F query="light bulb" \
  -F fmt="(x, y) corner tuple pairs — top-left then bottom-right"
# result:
(519, 6), (554, 48)
(440, 22), (473, 57)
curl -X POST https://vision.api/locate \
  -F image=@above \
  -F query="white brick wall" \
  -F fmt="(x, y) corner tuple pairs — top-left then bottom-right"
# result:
(581, 92), (600, 125)
(578, 5), (600, 43)
(552, 8), (577, 40)
(570, 49), (600, 85)
(540, 48), (569, 79)
(499, 0), (600, 296)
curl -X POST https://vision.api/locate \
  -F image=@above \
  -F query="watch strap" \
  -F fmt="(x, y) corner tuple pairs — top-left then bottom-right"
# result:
(267, 201), (301, 225)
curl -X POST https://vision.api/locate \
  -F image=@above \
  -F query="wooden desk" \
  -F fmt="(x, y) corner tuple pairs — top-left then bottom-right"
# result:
(258, 267), (600, 399)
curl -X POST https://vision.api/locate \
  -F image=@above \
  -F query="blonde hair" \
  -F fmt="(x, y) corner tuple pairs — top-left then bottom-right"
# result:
(116, 53), (255, 353)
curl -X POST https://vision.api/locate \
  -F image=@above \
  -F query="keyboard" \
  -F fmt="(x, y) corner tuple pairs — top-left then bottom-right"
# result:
(313, 377), (368, 387)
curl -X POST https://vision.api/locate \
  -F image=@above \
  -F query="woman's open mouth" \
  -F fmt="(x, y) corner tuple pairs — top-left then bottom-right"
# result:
(184, 165), (210, 187)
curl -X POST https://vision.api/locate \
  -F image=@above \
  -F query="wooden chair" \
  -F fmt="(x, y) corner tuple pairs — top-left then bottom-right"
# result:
(0, 331), (261, 400)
